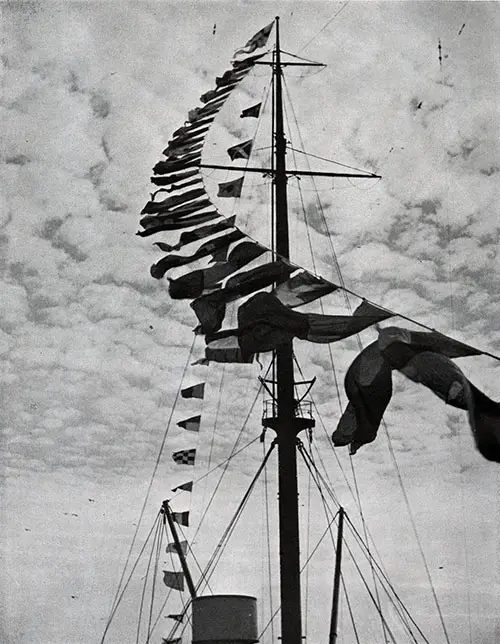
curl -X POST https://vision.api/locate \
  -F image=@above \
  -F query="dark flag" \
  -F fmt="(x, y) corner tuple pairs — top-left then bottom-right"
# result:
(166, 540), (188, 554)
(191, 261), (293, 335)
(168, 614), (184, 623)
(217, 177), (244, 198)
(202, 294), (391, 360)
(172, 511), (190, 526)
(227, 140), (253, 161)
(163, 571), (184, 591)
(177, 416), (201, 432)
(153, 152), (202, 175)
(137, 211), (221, 237)
(171, 481), (193, 493)
(240, 103), (261, 119)
(331, 342), (393, 454)
(273, 270), (338, 308)
(168, 240), (266, 299)
(388, 350), (500, 463)
(150, 229), (245, 279)
(181, 383), (205, 399)
(332, 325), (499, 462)
(172, 449), (196, 465)
(200, 86), (233, 105)
(233, 22), (274, 57)
(141, 188), (206, 215)
(162, 638), (181, 644)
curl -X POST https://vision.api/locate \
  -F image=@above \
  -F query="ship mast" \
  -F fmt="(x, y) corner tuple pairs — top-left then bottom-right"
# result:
(272, 16), (303, 644)
(265, 18), (379, 644)
(203, 18), (379, 643)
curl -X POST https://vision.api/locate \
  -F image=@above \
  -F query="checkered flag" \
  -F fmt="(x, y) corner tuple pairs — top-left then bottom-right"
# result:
(172, 449), (196, 465)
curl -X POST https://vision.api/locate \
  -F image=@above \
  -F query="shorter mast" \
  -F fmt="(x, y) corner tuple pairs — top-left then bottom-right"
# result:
(162, 500), (197, 599)
(329, 507), (345, 644)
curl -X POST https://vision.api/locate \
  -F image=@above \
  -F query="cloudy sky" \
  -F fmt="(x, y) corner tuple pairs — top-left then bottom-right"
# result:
(1, 2), (499, 644)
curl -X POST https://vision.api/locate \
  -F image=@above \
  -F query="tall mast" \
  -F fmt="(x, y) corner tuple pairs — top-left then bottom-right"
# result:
(270, 16), (305, 644)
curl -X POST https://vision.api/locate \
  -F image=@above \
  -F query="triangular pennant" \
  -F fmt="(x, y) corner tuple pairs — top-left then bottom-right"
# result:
(217, 177), (244, 198)
(162, 638), (181, 644)
(168, 614), (184, 623)
(177, 416), (201, 432)
(181, 383), (205, 399)
(240, 103), (261, 119)
(227, 140), (253, 161)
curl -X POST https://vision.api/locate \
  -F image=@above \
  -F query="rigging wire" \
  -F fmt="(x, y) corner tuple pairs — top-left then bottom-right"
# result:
(299, 444), (428, 643)
(288, 144), (382, 177)
(136, 516), (162, 644)
(100, 513), (162, 643)
(262, 439), (275, 644)
(102, 333), (198, 640)
(147, 517), (164, 643)
(344, 514), (432, 644)
(297, 2), (352, 54)
(283, 82), (389, 636)
(380, 418), (453, 644)
(196, 441), (277, 595)
(185, 369), (269, 556)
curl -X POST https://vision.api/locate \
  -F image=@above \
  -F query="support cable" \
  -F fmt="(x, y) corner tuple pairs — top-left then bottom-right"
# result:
(101, 335), (197, 644)
(344, 514), (431, 644)
(298, 2), (352, 54)
(146, 517), (164, 643)
(136, 517), (162, 644)
(196, 441), (277, 594)
(263, 439), (275, 644)
(100, 513), (162, 643)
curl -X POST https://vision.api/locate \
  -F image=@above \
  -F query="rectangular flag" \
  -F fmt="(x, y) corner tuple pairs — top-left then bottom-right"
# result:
(217, 177), (244, 198)
(163, 571), (184, 591)
(181, 383), (205, 399)
(234, 22), (274, 57)
(172, 511), (190, 527)
(172, 449), (196, 465)
(162, 639), (181, 644)
(240, 103), (261, 119)
(166, 540), (188, 554)
(204, 335), (254, 364)
(177, 416), (201, 432)
(227, 140), (253, 161)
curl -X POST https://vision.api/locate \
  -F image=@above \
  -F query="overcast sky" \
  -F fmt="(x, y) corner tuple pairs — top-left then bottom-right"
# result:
(1, 2), (499, 644)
